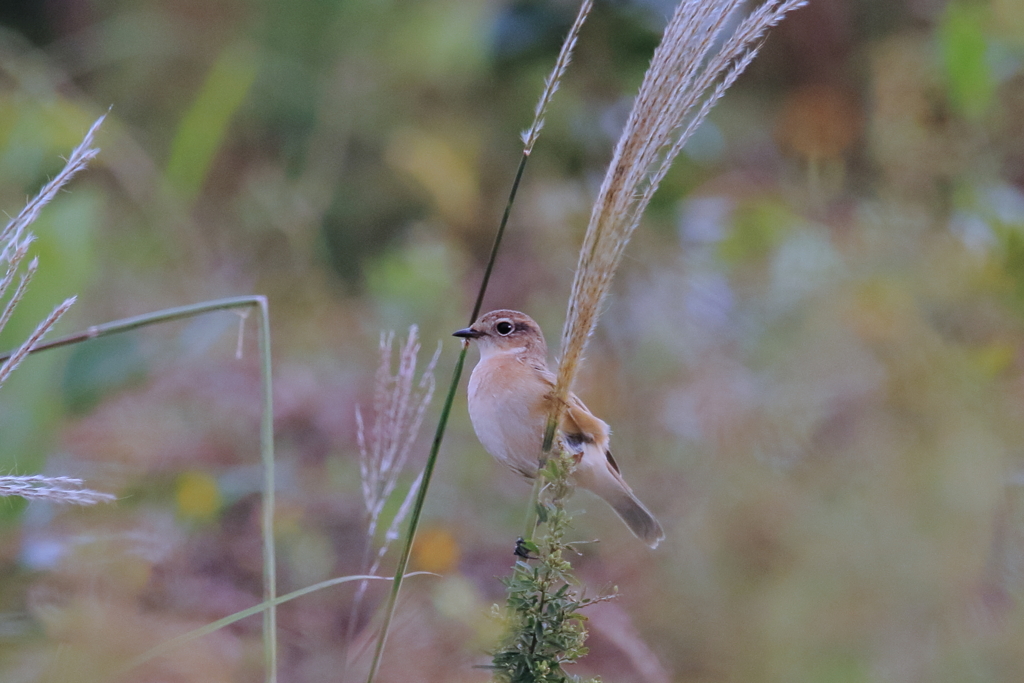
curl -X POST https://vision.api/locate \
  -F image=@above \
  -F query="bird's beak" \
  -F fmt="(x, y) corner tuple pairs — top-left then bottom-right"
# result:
(453, 326), (482, 339)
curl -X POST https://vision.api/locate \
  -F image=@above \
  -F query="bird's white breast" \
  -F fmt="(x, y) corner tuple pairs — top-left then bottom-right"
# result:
(466, 353), (548, 478)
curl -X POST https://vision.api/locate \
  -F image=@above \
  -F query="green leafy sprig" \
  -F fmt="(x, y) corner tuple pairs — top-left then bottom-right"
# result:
(491, 451), (614, 683)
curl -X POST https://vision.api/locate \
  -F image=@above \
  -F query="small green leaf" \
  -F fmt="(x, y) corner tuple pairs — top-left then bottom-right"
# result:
(166, 43), (259, 202)
(535, 502), (548, 524)
(939, 1), (994, 119)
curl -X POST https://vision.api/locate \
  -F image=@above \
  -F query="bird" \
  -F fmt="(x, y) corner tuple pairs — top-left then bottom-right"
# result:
(454, 309), (664, 548)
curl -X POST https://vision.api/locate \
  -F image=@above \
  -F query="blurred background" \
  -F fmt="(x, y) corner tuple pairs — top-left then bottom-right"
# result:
(1, 0), (1024, 680)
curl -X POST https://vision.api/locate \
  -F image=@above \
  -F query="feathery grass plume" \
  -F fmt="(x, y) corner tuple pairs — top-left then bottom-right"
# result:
(0, 249), (37, 333)
(548, 0), (807, 433)
(520, 0), (594, 156)
(0, 113), (105, 255)
(364, 5), (594, 681)
(0, 294), (77, 387)
(0, 475), (116, 504)
(357, 326), (439, 558)
(348, 327), (439, 649)
(0, 113), (109, 505)
(0, 112), (106, 388)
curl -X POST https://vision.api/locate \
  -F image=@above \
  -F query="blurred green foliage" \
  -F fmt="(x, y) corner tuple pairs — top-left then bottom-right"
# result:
(940, 1), (995, 120)
(166, 43), (259, 202)
(62, 335), (147, 414)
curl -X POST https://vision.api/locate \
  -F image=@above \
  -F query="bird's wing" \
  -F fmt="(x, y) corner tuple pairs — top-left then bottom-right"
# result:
(562, 394), (610, 445)
(529, 361), (612, 452)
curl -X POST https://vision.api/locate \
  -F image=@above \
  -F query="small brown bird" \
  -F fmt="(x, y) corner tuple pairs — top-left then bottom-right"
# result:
(454, 310), (664, 548)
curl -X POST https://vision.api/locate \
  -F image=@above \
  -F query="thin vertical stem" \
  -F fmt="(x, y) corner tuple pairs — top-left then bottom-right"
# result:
(363, 3), (594, 677)
(256, 296), (278, 683)
(363, 93), (536, 683)
(470, 151), (528, 323)
(521, 475), (545, 542)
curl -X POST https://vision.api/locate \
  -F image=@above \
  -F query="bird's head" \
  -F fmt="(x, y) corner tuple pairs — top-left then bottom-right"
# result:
(453, 309), (547, 359)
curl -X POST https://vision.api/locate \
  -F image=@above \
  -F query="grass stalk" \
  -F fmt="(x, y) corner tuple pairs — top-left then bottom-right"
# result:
(521, 474), (545, 542)
(548, 0), (808, 434)
(113, 571), (432, 680)
(0, 295), (279, 683)
(363, 4), (594, 679)
(256, 296), (277, 683)
(362, 113), (530, 683)
(0, 296), (266, 362)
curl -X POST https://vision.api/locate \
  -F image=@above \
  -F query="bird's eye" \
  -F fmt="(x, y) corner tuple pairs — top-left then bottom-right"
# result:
(495, 320), (514, 336)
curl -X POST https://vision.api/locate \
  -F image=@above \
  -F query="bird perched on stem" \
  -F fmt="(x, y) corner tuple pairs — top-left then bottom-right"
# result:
(454, 309), (664, 548)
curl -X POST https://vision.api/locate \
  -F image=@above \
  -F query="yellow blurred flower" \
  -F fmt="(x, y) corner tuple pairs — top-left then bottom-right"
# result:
(973, 340), (1016, 377)
(411, 526), (461, 574)
(175, 471), (221, 520)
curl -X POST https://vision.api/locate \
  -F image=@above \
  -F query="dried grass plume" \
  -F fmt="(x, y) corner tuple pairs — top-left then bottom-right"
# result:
(348, 326), (439, 652)
(0, 475), (116, 505)
(0, 113), (106, 387)
(0, 112), (111, 506)
(550, 0), (807, 421)
(520, 0), (594, 155)
(357, 326), (440, 546)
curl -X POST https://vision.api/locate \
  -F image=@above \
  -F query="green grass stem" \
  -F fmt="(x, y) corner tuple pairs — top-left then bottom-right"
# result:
(0, 295), (279, 683)
(521, 475), (545, 542)
(363, 2), (596, 672)
(114, 572), (433, 680)
(363, 150), (531, 683)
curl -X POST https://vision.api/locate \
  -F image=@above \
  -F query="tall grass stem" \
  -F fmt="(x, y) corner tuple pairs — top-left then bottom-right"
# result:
(363, 4), (594, 679)
(0, 295), (279, 683)
(114, 572), (433, 680)
(256, 297), (277, 683)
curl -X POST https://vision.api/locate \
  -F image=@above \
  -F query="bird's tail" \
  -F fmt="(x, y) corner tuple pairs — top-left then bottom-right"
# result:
(604, 486), (665, 549)
(573, 445), (665, 548)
